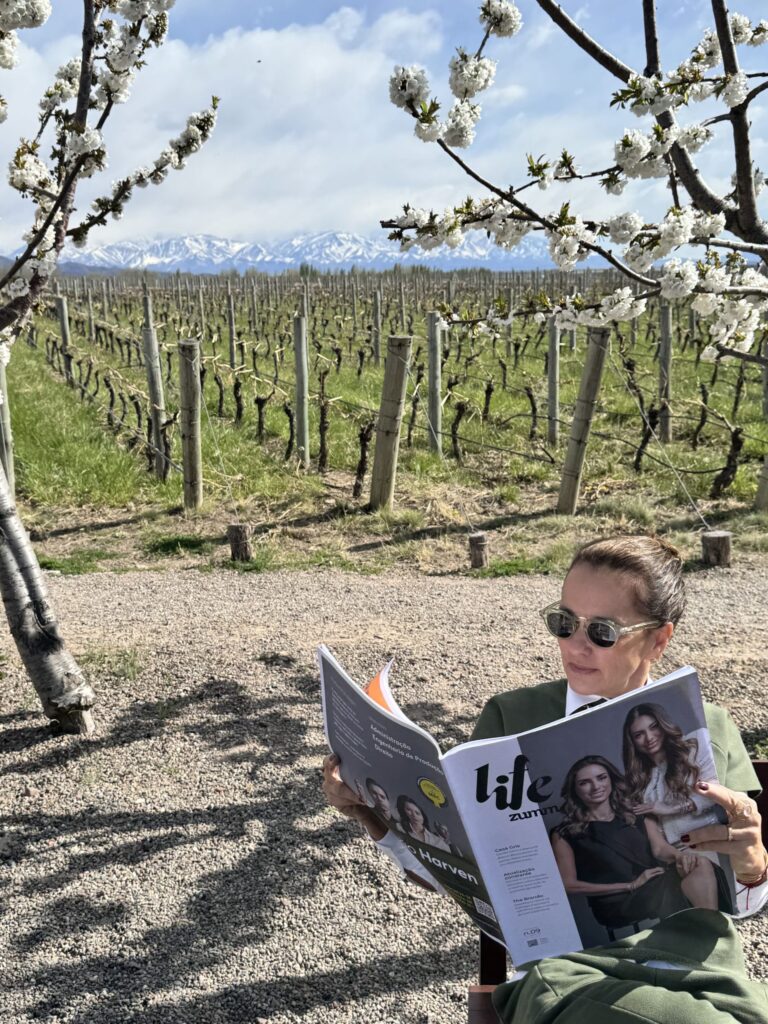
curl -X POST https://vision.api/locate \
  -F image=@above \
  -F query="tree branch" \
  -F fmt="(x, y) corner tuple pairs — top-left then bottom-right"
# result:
(711, 0), (760, 234)
(642, 0), (661, 77)
(534, 0), (633, 82)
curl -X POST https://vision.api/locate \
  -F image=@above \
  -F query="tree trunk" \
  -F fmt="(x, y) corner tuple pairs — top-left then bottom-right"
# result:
(0, 464), (95, 734)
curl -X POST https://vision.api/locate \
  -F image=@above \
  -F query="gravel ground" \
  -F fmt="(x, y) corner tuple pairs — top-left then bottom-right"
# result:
(0, 564), (766, 1024)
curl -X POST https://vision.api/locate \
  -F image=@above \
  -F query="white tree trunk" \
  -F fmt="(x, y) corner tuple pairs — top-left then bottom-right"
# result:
(0, 464), (94, 734)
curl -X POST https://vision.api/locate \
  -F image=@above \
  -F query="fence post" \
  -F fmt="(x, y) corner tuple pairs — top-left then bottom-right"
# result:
(427, 311), (443, 457)
(372, 289), (381, 366)
(293, 314), (310, 468)
(142, 283), (167, 480)
(547, 316), (560, 446)
(369, 336), (412, 511)
(757, 457), (768, 511)
(227, 281), (237, 368)
(557, 327), (610, 515)
(86, 286), (95, 342)
(178, 339), (203, 510)
(659, 301), (672, 443)
(55, 293), (73, 385)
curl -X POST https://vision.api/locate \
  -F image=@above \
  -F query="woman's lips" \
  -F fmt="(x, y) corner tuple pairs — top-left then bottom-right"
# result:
(568, 662), (598, 674)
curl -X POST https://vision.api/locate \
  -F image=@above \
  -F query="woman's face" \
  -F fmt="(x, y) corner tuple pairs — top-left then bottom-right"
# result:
(574, 764), (612, 808)
(629, 714), (664, 758)
(558, 564), (672, 698)
(404, 801), (425, 830)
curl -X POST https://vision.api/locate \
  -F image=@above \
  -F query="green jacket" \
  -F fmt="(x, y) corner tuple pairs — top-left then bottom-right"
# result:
(470, 678), (760, 795)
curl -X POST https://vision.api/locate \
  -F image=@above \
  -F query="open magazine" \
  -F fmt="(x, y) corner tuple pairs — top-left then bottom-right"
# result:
(319, 646), (735, 965)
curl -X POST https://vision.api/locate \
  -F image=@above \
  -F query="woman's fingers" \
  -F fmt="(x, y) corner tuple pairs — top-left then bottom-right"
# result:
(321, 753), (365, 813)
(683, 782), (765, 878)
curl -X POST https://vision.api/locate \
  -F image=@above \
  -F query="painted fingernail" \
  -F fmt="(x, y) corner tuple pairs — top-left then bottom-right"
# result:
(697, 781), (709, 791)
(681, 834), (690, 843)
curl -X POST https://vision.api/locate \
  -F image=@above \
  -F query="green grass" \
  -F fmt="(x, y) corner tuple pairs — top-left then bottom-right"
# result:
(78, 645), (143, 681)
(38, 547), (117, 574)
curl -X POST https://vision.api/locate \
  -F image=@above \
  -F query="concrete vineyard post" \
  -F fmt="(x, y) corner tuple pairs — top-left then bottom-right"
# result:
(557, 327), (610, 515)
(86, 286), (95, 342)
(178, 339), (203, 510)
(659, 302), (672, 443)
(142, 283), (167, 480)
(55, 294), (73, 385)
(369, 336), (412, 511)
(293, 314), (310, 469)
(547, 316), (560, 447)
(427, 311), (443, 457)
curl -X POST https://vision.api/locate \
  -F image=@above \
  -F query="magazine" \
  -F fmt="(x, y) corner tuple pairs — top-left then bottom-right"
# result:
(319, 646), (736, 965)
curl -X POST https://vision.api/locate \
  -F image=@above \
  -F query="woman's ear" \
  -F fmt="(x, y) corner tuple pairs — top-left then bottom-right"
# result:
(650, 622), (674, 660)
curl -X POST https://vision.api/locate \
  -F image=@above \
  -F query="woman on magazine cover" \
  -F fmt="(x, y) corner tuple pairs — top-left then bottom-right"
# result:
(551, 754), (718, 930)
(395, 795), (451, 852)
(322, 536), (767, 1022)
(623, 702), (723, 845)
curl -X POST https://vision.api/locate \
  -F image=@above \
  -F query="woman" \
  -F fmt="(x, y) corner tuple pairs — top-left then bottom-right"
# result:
(395, 794), (451, 851)
(623, 703), (723, 845)
(551, 754), (717, 931)
(322, 536), (767, 1021)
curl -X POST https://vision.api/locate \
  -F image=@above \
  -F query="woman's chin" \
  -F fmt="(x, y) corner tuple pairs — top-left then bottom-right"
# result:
(566, 665), (603, 691)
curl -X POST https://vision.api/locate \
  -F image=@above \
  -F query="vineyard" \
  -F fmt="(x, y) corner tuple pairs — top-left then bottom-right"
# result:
(10, 267), (768, 574)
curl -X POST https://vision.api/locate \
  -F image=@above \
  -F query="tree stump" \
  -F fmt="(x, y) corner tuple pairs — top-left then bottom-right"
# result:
(468, 532), (489, 569)
(227, 524), (253, 562)
(701, 530), (732, 568)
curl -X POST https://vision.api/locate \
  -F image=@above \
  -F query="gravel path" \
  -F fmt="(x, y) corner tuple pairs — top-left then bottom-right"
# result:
(0, 565), (766, 1023)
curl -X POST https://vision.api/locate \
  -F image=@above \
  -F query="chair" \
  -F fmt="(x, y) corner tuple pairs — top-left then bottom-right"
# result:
(468, 760), (768, 1024)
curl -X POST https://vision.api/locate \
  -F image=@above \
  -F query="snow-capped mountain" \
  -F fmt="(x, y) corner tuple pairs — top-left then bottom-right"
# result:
(33, 230), (604, 275)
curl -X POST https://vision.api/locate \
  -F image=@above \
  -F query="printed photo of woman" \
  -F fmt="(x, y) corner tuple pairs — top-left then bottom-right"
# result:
(550, 755), (719, 933)
(622, 702), (724, 846)
(395, 795), (451, 852)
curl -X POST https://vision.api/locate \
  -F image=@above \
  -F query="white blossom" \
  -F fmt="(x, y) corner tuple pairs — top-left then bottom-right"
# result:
(698, 264), (729, 293)
(0, 96), (6, 123)
(659, 258), (698, 298)
(722, 71), (748, 108)
(479, 0), (522, 37)
(749, 20), (768, 45)
(546, 215), (595, 271)
(442, 99), (481, 148)
(607, 211), (643, 244)
(414, 119), (443, 143)
(678, 123), (712, 154)
(448, 50), (496, 99)
(692, 209), (726, 238)
(615, 129), (651, 172)
(0, 31), (18, 69)
(692, 293), (720, 318)
(624, 241), (655, 273)
(0, 0), (51, 31)
(692, 29), (721, 69)
(655, 206), (695, 256)
(729, 13), (752, 45)
(389, 65), (430, 109)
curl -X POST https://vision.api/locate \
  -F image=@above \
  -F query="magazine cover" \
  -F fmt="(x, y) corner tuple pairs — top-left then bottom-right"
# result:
(443, 668), (735, 961)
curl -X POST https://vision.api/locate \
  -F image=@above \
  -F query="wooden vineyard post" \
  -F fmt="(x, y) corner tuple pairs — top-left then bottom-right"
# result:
(556, 327), (610, 515)
(369, 336), (412, 511)
(659, 301), (672, 443)
(427, 311), (443, 456)
(372, 288), (382, 366)
(227, 524), (253, 562)
(178, 339), (203, 510)
(701, 530), (732, 567)
(468, 531), (489, 569)
(293, 314), (310, 469)
(547, 316), (560, 447)
(142, 283), (167, 480)
(55, 292), (73, 385)
(757, 458), (768, 511)
(227, 282), (237, 369)
(86, 286), (95, 342)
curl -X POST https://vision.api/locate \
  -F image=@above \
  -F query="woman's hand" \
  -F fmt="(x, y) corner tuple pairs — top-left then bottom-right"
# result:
(321, 754), (387, 840)
(632, 798), (694, 817)
(674, 851), (701, 878)
(682, 780), (766, 882)
(632, 866), (665, 889)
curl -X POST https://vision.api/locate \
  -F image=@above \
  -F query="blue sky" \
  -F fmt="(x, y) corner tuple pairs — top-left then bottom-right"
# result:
(0, 1), (765, 250)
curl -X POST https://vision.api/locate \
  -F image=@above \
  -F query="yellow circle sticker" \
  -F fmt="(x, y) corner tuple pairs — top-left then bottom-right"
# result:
(418, 777), (447, 808)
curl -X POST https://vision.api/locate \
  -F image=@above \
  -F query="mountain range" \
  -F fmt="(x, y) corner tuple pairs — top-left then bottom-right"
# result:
(20, 230), (606, 275)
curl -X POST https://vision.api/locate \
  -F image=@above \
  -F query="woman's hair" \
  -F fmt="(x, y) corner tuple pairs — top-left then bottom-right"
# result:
(396, 795), (431, 836)
(567, 535), (686, 626)
(622, 702), (700, 803)
(365, 777), (387, 797)
(558, 755), (635, 837)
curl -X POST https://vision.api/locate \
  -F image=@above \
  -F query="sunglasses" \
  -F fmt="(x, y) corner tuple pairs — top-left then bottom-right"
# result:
(539, 603), (661, 649)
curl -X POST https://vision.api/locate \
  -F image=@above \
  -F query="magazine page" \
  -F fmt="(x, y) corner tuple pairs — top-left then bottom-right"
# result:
(442, 667), (735, 964)
(318, 645), (506, 943)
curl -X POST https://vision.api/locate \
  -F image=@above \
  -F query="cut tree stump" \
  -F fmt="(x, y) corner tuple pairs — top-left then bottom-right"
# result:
(469, 532), (489, 569)
(227, 524), (253, 562)
(701, 530), (732, 567)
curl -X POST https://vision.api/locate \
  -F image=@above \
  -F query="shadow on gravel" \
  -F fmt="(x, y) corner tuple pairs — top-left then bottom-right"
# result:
(1, 656), (473, 1022)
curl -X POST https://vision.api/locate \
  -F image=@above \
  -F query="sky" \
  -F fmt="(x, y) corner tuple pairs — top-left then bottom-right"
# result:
(0, 0), (765, 251)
